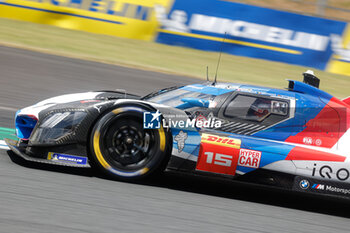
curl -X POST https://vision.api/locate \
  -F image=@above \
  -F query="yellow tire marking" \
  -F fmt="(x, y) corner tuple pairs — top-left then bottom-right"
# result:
(112, 108), (123, 115)
(158, 126), (166, 152)
(93, 131), (111, 169)
(140, 167), (149, 175)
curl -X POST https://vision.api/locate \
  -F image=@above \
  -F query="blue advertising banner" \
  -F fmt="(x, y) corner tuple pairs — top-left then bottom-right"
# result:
(155, 0), (348, 71)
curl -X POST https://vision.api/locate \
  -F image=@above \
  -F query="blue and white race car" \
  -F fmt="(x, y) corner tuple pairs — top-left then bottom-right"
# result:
(6, 72), (350, 198)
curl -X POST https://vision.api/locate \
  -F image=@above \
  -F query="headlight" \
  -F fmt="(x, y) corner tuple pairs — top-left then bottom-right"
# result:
(30, 111), (87, 144)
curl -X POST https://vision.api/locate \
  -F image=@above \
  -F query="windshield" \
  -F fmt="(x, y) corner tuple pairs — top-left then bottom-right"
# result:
(144, 88), (215, 107)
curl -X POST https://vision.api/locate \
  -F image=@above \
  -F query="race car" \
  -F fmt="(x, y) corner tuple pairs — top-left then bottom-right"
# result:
(5, 70), (350, 198)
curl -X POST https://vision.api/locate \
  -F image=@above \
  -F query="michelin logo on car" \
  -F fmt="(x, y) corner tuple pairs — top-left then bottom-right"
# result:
(143, 111), (221, 129)
(47, 152), (87, 165)
(174, 130), (188, 152)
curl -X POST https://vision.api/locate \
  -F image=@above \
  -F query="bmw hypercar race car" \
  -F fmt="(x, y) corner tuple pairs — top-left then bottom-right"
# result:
(5, 71), (350, 198)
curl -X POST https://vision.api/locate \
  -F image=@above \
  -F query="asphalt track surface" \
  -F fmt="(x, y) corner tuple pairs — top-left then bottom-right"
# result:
(1, 45), (350, 233)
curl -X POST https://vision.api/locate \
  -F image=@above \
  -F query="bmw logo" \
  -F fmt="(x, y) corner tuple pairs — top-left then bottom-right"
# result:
(299, 179), (310, 189)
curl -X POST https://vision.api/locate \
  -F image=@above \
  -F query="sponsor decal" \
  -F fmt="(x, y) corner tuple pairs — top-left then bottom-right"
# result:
(201, 133), (241, 149)
(302, 137), (323, 146)
(238, 149), (261, 168)
(294, 176), (350, 197)
(47, 152), (87, 165)
(315, 139), (322, 146)
(312, 184), (325, 190)
(94, 105), (102, 113)
(312, 163), (350, 181)
(299, 179), (310, 189)
(93, 102), (106, 113)
(174, 130), (187, 153)
(303, 137), (313, 145)
(325, 185), (350, 195)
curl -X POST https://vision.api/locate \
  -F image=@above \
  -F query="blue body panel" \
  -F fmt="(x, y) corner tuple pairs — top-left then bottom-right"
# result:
(15, 110), (38, 139)
(166, 81), (336, 174)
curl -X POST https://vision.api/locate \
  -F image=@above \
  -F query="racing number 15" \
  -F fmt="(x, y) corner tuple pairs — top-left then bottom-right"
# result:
(196, 142), (238, 175)
(204, 152), (232, 167)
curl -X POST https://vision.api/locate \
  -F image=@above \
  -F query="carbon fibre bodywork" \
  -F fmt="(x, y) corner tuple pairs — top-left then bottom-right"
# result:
(15, 91), (141, 159)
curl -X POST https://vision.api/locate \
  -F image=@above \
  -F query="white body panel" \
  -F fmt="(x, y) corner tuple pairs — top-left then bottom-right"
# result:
(17, 92), (102, 118)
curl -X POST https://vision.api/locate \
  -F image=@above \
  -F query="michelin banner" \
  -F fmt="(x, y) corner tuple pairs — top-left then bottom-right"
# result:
(0, 0), (349, 75)
(155, 0), (350, 76)
(0, 0), (172, 41)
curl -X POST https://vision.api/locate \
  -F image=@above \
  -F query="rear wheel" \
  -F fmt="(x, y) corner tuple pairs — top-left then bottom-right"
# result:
(89, 107), (169, 181)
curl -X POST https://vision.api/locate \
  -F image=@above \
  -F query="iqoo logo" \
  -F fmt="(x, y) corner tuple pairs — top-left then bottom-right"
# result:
(312, 164), (350, 181)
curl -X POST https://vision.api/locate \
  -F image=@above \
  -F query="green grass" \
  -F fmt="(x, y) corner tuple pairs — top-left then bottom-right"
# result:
(0, 127), (16, 140)
(0, 17), (349, 98)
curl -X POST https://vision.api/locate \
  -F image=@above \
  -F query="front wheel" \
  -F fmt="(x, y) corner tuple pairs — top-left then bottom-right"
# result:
(89, 107), (170, 181)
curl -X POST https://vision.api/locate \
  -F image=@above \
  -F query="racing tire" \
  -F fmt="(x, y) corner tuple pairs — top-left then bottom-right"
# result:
(89, 106), (170, 181)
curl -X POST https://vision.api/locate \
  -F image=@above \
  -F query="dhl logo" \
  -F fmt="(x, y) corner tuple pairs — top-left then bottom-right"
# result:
(201, 133), (241, 149)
